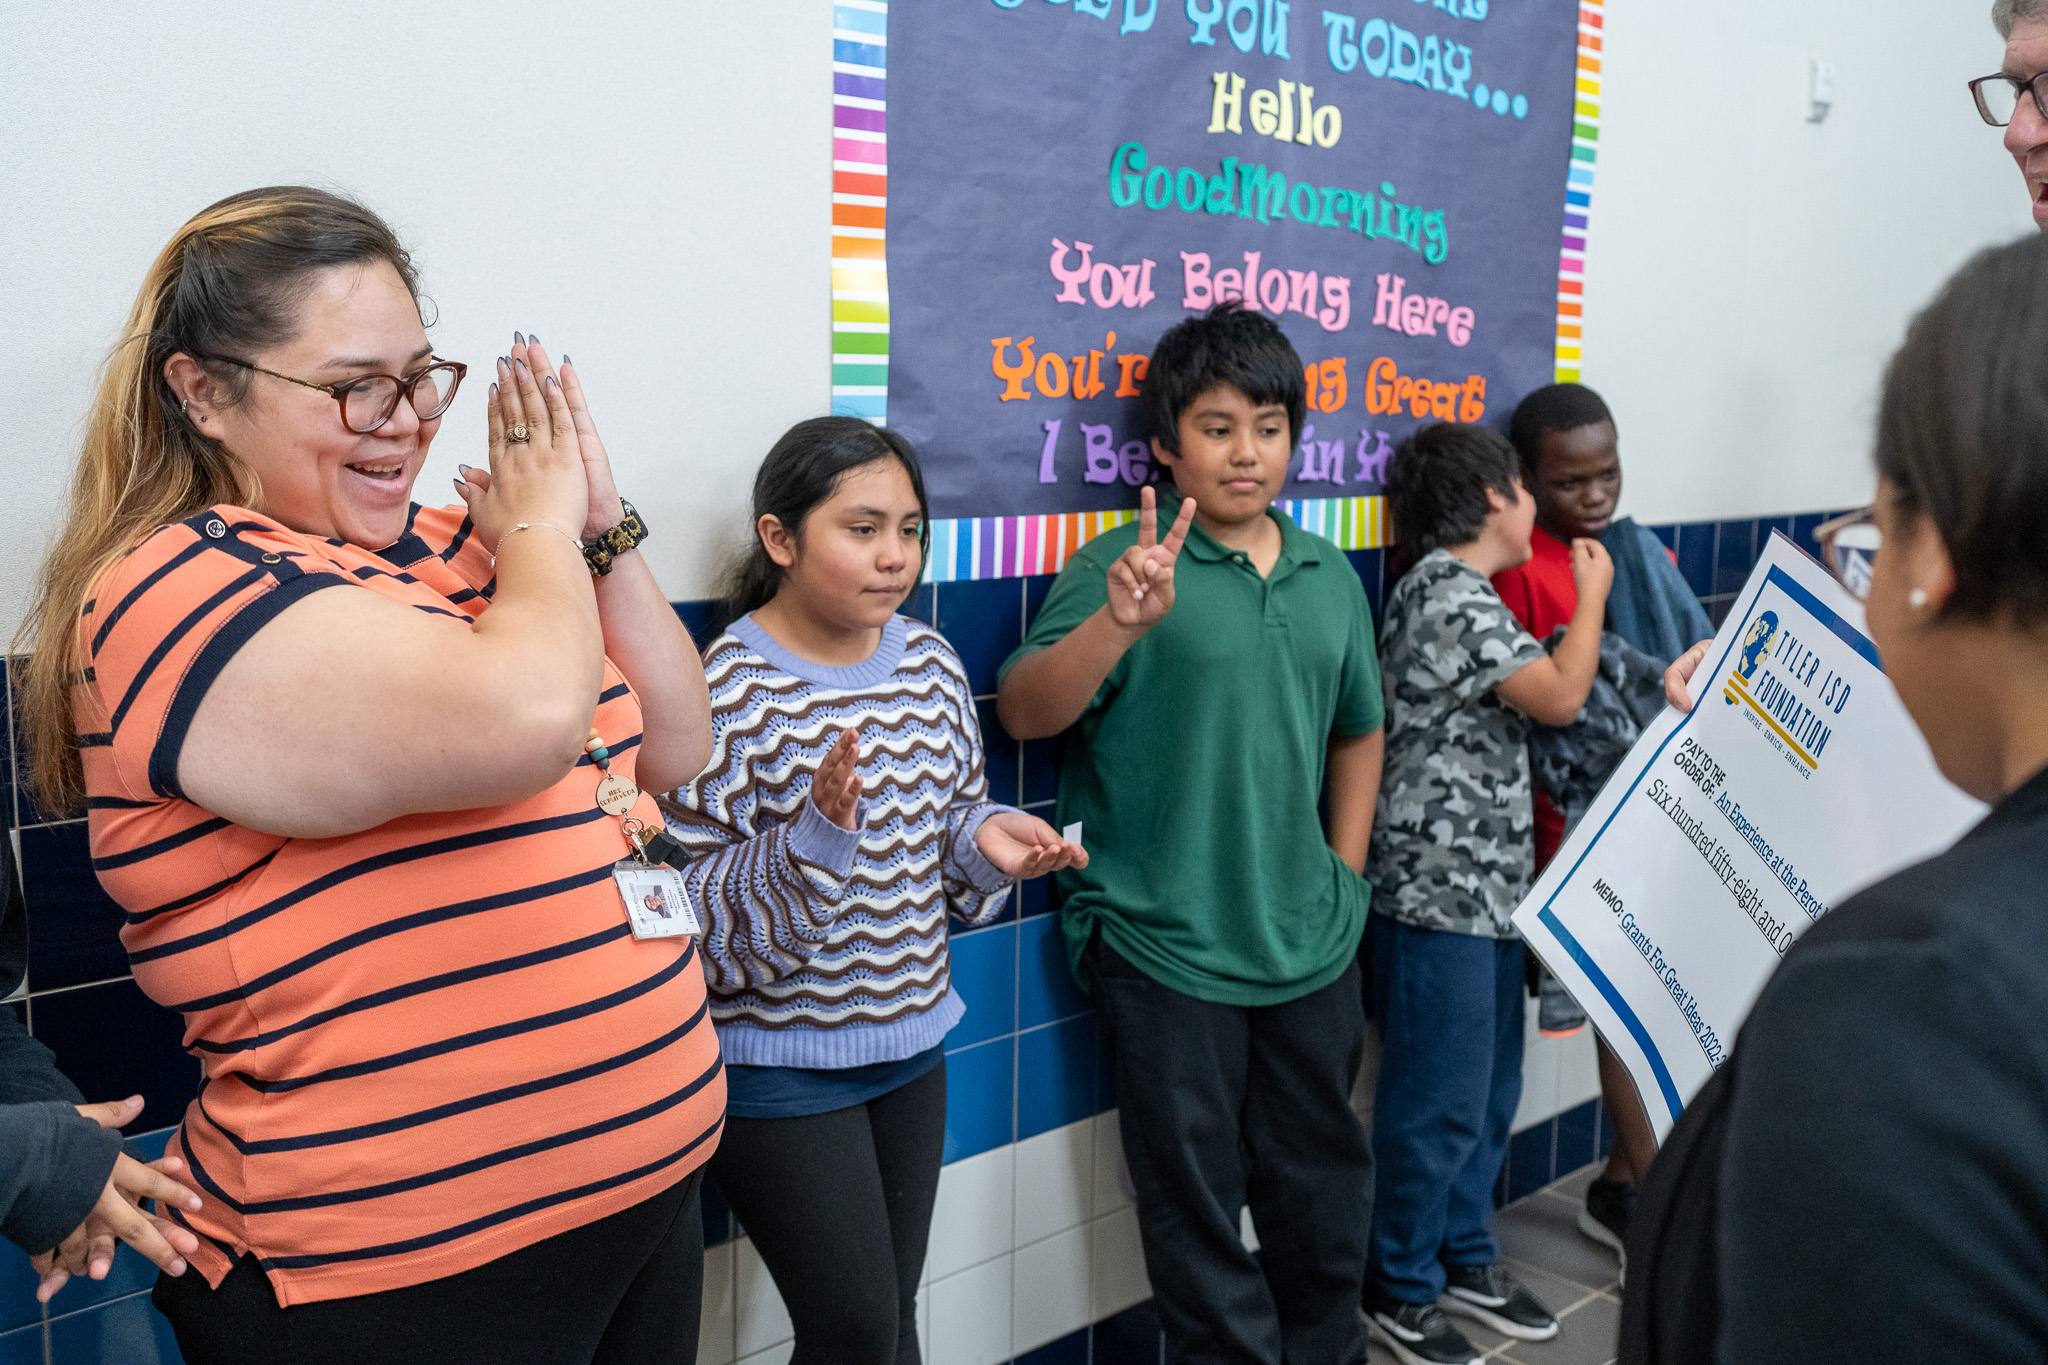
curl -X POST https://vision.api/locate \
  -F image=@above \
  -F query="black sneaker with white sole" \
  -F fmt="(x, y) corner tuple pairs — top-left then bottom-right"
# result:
(1362, 1283), (1482, 1365)
(1440, 1262), (1560, 1341)
(1578, 1176), (1634, 1266)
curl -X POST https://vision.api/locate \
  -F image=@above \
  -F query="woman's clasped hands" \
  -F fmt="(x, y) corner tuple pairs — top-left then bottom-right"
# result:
(453, 333), (627, 555)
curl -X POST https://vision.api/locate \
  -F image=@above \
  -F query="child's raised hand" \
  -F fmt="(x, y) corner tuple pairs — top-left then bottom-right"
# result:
(1106, 487), (1197, 631)
(1568, 536), (1615, 604)
(973, 811), (1089, 879)
(811, 730), (864, 832)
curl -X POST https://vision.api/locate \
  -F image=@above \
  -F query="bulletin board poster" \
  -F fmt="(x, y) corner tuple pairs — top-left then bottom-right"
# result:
(869, 0), (1584, 521)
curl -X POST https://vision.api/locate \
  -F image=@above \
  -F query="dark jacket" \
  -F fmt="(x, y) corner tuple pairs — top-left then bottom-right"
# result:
(1531, 627), (1668, 837)
(1621, 762), (2048, 1363)
(0, 830), (121, 1257)
(1598, 517), (1713, 666)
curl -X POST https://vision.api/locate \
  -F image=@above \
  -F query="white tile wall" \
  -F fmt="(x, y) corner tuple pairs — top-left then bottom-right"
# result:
(1014, 1121), (1093, 1247)
(696, 1034), (1592, 1365)
(1011, 1224), (1092, 1355)
(927, 1253), (1014, 1365)
(1556, 1022), (1601, 1113)
(733, 1237), (795, 1360)
(1091, 1111), (1131, 1217)
(1511, 1008), (1567, 1132)
(699, 1240), (736, 1365)
(1508, 1007), (1604, 1133)
(698, 1113), (1152, 1365)
(1090, 1206), (1151, 1321)
(924, 1141), (1015, 1284)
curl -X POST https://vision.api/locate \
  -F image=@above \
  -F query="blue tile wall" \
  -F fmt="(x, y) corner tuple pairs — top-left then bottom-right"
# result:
(29, 983), (196, 1137)
(949, 923), (1019, 1051)
(0, 1251), (40, 1337)
(0, 508), (1834, 1364)
(936, 576), (1024, 697)
(701, 1172), (734, 1247)
(1018, 913), (1089, 1030)
(1714, 520), (1757, 597)
(1674, 522), (1717, 600)
(940, 1035), (1015, 1163)
(45, 1290), (182, 1364)
(1018, 866), (1055, 919)
(19, 825), (128, 992)
(979, 697), (1022, 811)
(673, 597), (720, 653)
(0, 1326), (41, 1365)
(1555, 1097), (1600, 1176)
(1505, 1120), (1558, 1203)
(1091, 1300), (1168, 1364)
(1017, 1014), (1099, 1141)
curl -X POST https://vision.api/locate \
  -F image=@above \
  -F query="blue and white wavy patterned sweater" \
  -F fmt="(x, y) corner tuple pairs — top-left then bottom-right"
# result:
(661, 613), (1017, 1069)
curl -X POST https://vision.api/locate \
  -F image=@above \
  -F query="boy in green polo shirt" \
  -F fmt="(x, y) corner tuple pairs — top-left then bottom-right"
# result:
(997, 303), (1385, 1365)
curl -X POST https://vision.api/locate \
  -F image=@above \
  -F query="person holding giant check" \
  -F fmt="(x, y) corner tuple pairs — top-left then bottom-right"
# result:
(1616, 237), (2048, 1361)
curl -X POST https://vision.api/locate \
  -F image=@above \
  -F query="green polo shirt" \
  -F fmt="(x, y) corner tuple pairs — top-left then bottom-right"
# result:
(999, 508), (1384, 1006)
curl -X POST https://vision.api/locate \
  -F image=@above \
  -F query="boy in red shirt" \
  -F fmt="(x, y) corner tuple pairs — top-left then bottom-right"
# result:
(1491, 383), (1711, 1270)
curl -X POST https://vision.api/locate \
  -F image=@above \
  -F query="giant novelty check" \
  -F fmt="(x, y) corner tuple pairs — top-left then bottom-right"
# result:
(1512, 533), (1983, 1140)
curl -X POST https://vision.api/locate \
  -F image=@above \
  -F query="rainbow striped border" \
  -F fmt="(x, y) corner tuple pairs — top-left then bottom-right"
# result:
(1554, 0), (1603, 382)
(924, 497), (1389, 583)
(831, 0), (889, 422)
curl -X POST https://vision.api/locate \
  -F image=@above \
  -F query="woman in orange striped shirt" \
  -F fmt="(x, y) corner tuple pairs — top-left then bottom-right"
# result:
(17, 187), (724, 1364)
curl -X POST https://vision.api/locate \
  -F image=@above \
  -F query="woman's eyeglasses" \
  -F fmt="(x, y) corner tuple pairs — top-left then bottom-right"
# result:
(196, 354), (467, 434)
(1969, 70), (2048, 126)
(1815, 507), (1880, 601)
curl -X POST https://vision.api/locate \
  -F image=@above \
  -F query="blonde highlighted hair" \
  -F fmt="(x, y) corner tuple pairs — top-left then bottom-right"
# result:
(18, 186), (418, 816)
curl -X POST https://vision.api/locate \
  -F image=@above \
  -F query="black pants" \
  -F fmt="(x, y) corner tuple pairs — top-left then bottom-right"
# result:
(708, 1059), (947, 1365)
(1093, 941), (1373, 1365)
(154, 1168), (704, 1365)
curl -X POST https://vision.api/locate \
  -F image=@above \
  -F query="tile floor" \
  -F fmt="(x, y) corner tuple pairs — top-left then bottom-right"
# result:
(1367, 1163), (1624, 1365)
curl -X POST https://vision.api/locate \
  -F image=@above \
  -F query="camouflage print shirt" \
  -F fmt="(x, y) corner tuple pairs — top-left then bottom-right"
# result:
(1367, 549), (1548, 938)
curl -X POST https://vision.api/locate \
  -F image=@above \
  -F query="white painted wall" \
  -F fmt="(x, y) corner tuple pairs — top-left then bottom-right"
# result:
(0, 2), (2028, 637)
(1, 0), (834, 636)
(1582, 0), (2034, 525)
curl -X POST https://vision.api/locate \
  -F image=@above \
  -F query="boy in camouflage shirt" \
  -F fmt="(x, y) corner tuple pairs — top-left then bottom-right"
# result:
(1362, 423), (1613, 1365)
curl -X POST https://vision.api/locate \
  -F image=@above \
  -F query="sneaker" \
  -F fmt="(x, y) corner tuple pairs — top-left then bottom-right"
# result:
(1537, 968), (1588, 1037)
(1578, 1177), (1635, 1268)
(1362, 1284), (1482, 1365)
(1441, 1263), (1560, 1341)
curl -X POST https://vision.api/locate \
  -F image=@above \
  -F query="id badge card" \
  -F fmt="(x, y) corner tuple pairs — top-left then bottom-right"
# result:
(613, 861), (699, 940)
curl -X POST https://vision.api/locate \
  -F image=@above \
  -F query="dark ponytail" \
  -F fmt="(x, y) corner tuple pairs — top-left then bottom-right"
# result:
(716, 416), (932, 631)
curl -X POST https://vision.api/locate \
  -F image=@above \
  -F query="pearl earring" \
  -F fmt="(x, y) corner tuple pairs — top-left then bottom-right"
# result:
(1908, 589), (1929, 609)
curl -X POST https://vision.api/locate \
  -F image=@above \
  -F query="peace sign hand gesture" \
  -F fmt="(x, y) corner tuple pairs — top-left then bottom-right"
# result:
(1106, 487), (1197, 632)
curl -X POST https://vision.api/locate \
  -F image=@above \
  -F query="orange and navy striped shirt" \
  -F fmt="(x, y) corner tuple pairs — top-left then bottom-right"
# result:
(75, 503), (723, 1305)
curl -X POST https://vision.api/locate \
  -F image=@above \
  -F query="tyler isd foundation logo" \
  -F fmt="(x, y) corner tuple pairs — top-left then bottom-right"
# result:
(1725, 612), (1779, 703)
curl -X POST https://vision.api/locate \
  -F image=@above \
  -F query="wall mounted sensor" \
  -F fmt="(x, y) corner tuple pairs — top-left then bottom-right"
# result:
(1808, 58), (1834, 124)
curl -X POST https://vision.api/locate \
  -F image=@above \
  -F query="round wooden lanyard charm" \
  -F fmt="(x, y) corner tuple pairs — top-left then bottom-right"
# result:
(586, 727), (641, 817)
(596, 772), (641, 816)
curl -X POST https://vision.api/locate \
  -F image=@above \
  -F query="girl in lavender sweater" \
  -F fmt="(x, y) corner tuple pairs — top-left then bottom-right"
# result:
(663, 418), (1083, 1365)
